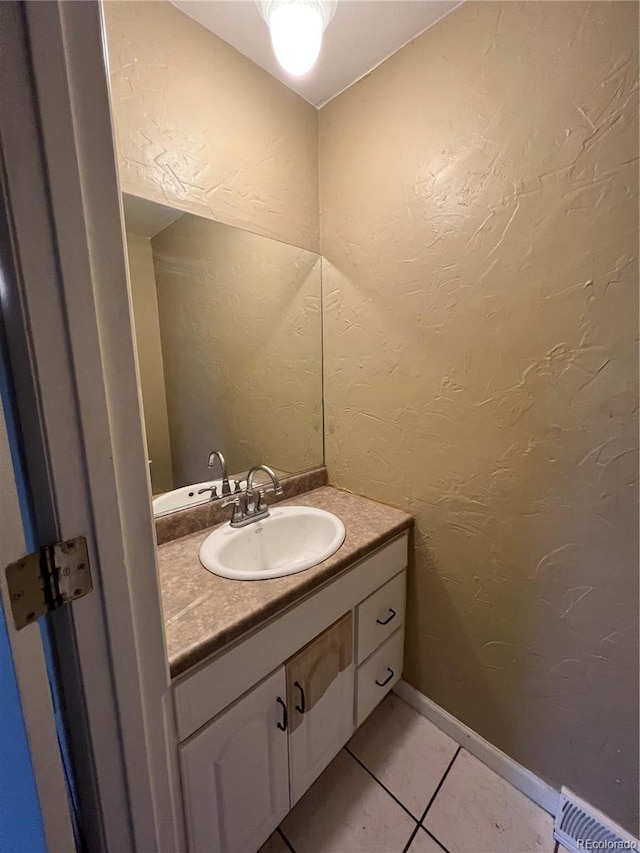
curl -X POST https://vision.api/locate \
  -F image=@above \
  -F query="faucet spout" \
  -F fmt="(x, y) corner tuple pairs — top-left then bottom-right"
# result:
(246, 464), (283, 496)
(207, 449), (231, 496)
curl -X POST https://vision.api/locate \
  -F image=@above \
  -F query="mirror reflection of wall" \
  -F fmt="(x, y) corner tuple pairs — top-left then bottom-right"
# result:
(123, 194), (323, 499)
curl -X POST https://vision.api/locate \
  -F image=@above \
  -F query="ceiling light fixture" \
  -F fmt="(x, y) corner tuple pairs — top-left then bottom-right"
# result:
(258, 0), (337, 77)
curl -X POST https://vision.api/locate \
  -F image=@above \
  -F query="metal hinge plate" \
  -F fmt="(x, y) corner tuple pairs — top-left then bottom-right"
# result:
(5, 536), (93, 630)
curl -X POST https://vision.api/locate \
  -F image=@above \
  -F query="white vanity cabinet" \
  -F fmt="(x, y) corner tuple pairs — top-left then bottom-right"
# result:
(174, 531), (408, 853)
(180, 667), (290, 853)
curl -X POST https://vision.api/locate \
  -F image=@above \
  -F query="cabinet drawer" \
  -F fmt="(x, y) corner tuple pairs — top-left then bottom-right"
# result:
(356, 570), (405, 664)
(356, 627), (403, 727)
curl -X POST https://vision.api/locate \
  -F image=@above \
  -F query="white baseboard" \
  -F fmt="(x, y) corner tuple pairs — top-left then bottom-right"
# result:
(393, 679), (560, 816)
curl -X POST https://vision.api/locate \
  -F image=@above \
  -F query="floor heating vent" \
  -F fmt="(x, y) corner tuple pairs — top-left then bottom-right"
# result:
(554, 787), (639, 853)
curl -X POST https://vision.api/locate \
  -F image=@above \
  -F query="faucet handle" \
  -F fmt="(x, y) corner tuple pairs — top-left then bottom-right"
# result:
(197, 485), (218, 501)
(255, 484), (284, 512)
(221, 495), (244, 525)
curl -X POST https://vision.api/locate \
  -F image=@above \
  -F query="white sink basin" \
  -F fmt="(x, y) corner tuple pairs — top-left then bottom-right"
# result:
(199, 506), (345, 580)
(152, 479), (246, 516)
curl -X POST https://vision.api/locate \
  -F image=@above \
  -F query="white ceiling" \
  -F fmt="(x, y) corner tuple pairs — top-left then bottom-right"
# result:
(171, 0), (462, 108)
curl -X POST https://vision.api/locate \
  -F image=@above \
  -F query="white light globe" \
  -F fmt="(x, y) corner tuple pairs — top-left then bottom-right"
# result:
(268, 2), (324, 77)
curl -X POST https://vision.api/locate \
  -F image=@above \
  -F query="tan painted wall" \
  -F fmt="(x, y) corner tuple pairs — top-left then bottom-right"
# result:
(151, 214), (323, 485)
(320, 1), (639, 833)
(125, 232), (174, 494)
(104, 0), (319, 252)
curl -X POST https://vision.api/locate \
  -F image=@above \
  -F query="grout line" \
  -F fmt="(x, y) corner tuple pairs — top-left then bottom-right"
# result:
(277, 826), (296, 853)
(420, 746), (461, 824)
(423, 825), (451, 853)
(344, 746), (420, 823)
(412, 746), (462, 853)
(410, 747), (460, 853)
(402, 819), (423, 853)
(403, 824), (451, 853)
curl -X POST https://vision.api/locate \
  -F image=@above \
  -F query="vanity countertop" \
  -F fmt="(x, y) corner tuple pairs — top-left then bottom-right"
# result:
(158, 486), (412, 678)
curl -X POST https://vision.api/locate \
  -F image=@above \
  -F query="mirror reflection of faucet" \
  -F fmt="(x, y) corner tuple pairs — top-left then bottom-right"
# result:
(209, 450), (231, 495)
(197, 449), (232, 501)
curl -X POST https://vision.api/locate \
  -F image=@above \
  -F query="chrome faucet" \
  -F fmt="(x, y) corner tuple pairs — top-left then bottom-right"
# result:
(246, 464), (283, 512)
(221, 463), (283, 528)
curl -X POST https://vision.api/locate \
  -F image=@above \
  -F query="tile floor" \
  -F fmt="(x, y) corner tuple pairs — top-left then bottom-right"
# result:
(261, 693), (559, 853)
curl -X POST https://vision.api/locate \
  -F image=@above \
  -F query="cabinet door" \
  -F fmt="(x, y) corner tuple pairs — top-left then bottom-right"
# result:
(286, 612), (354, 805)
(180, 667), (290, 853)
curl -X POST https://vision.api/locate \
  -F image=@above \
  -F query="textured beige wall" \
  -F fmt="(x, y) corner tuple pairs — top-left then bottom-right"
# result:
(151, 214), (323, 485)
(104, 0), (319, 251)
(125, 232), (174, 495)
(320, 1), (639, 833)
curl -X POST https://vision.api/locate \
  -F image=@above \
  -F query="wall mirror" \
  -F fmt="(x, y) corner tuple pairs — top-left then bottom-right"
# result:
(122, 193), (324, 516)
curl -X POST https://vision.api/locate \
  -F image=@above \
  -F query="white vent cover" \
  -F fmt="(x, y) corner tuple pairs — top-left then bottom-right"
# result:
(554, 787), (639, 852)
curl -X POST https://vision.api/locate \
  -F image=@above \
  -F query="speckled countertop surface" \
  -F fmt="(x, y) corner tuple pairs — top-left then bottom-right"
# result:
(158, 486), (412, 678)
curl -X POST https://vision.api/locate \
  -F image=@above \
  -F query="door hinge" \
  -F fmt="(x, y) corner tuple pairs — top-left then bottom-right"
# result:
(5, 536), (93, 630)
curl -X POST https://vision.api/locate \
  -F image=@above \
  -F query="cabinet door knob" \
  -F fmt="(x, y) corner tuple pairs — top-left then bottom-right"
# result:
(276, 697), (288, 731)
(375, 668), (394, 687)
(376, 608), (396, 626)
(294, 681), (306, 714)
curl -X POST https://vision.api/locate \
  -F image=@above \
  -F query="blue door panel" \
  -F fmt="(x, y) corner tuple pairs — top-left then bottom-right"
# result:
(0, 598), (46, 853)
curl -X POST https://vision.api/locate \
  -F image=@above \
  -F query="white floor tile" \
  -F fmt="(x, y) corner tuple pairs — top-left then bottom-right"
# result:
(258, 831), (290, 853)
(407, 827), (446, 852)
(348, 693), (458, 818)
(424, 749), (555, 853)
(280, 749), (416, 853)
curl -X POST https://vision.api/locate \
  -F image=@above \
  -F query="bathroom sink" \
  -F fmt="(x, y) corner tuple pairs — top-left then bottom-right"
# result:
(199, 506), (346, 580)
(152, 479), (247, 515)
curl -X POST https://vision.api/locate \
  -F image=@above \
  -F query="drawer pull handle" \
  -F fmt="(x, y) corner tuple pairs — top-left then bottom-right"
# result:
(294, 681), (306, 714)
(375, 668), (394, 687)
(376, 608), (396, 626)
(276, 697), (288, 731)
